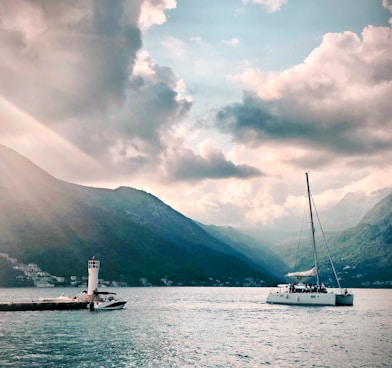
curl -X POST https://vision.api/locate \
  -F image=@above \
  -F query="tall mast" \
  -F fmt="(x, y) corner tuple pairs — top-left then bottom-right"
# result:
(306, 173), (320, 286)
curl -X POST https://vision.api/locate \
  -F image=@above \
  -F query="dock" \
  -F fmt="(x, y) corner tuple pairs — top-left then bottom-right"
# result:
(0, 301), (88, 312)
(0, 256), (123, 312)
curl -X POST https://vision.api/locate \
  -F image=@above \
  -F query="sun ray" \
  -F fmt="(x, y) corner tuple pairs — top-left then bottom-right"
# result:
(0, 94), (107, 182)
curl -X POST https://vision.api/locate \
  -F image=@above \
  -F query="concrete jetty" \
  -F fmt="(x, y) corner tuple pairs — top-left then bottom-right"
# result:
(0, 301), (89, 312)
(0, 256), (125, 312)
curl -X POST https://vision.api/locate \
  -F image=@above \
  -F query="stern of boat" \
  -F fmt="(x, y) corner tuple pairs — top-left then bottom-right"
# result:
(335, 293), (354, 306)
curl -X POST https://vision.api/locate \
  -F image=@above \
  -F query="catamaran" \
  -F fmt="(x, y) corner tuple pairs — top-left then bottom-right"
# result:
(266, 173), (354, 306)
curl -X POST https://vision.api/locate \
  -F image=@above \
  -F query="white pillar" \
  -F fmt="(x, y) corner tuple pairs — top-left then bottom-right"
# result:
(87, 257), (100, 296)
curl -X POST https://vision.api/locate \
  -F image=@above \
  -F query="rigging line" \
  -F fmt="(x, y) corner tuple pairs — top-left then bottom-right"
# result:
(310, 193), (342, 290)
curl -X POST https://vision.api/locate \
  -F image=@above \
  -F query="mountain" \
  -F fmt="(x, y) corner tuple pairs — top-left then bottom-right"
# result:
(329, 192), (392, 286)
(0, 145), (277, 286)
(320, 189), (391, 231)
(197, 223), (289, 278)
(243, 189), (389, 246)
(273, 192), (392, 287)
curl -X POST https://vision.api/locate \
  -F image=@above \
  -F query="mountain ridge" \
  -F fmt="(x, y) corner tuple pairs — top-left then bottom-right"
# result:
(0, 144), (278, 287)
(1, 144), (391, 288)
(272, 190), (392, 287)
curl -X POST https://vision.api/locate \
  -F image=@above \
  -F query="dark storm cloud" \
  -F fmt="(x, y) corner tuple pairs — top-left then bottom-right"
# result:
(123, 78), (192, 148)
(216, 92), (389, 156)
(84, 1), (143, 106)
(167, 146), (264, 181)
(216, 94), (319, 142)
(0, 0), (194, 180)
(0, 0), (143, 120)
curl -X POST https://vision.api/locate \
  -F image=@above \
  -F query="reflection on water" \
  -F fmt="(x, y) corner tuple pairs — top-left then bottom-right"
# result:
(0, 288), (391, 367)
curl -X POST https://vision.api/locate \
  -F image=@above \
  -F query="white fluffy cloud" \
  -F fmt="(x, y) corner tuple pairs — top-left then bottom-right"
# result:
(220, 24), (392, 165)
(139, 0), (176, 30)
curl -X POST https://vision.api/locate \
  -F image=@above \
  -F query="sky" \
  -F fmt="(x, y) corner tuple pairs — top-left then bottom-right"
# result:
(0, 0), (392, 235)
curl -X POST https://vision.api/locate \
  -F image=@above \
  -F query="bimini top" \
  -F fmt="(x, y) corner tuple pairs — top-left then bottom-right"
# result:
(285, 267), (317, 278)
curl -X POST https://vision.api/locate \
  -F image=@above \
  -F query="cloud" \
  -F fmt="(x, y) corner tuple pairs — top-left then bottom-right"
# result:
(0, 0), (256, 186)
(223, 38), (240, 46)
(161, 36), (186, 57)
(217, 24), (392, 164)
(243, 0), (288, 13)
(383, 0), (392, 17)
(0, 0), (142, 121)
(139, 0), (176, 30)
(0, 0), (201, 183)
(165, 141), (264, 181)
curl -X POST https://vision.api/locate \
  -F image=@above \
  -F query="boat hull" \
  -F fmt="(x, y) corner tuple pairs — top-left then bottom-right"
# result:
(89, 300), (127, 311)
(266, 292), (336, 306)
(335, 293), (354, 306)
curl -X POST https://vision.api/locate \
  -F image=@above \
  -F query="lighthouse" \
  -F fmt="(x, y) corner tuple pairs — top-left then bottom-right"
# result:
(87, 256), (100, 296)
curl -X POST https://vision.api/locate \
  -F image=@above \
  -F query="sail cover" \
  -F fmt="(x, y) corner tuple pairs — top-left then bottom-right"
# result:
(285, 267), (317, 278)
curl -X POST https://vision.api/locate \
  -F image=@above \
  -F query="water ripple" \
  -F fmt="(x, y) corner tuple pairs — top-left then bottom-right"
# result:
(0, 288), (391, 367)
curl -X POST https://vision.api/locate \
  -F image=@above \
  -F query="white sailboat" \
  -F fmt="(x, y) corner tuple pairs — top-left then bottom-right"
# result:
(266, 173), (354, 306)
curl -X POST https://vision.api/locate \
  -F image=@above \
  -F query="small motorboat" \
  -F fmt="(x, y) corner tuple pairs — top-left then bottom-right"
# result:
(82, 257), (127, 311)
(89, 291), (127, 311)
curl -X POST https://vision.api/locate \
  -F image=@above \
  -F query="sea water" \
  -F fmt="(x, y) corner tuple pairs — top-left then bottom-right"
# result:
(0, 287), (391, 367)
